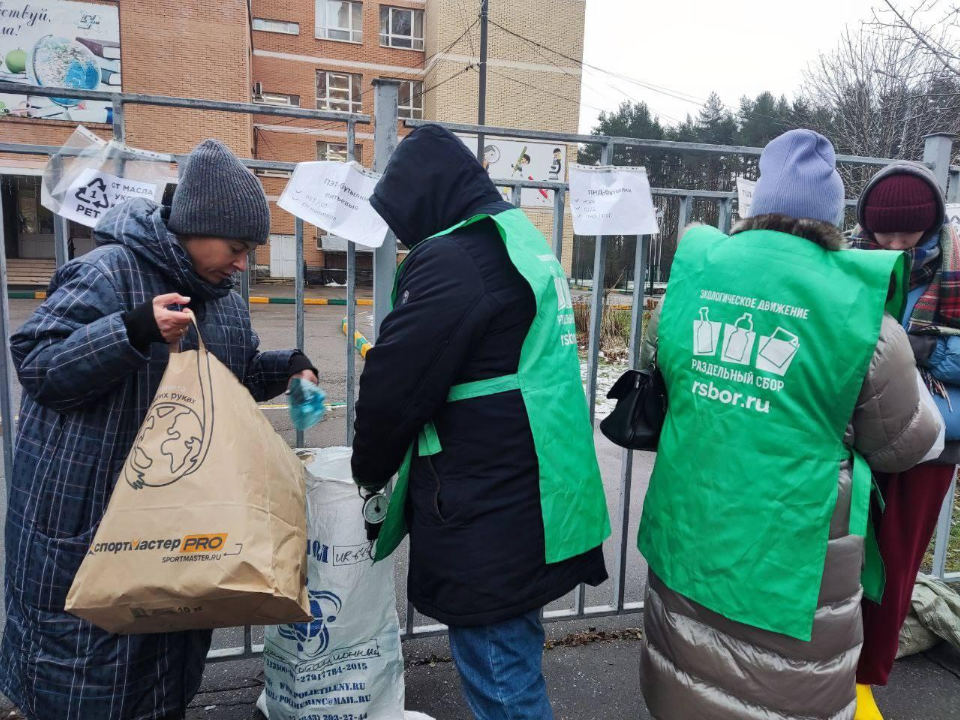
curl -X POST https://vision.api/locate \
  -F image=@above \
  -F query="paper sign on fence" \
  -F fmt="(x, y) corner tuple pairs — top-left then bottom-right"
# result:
(737, 177), (756, 219)
(569, 165), (659, 236)
(279, 162), (388, 249)
(948, 204), (960, 236)
(60, 168), (162, 228)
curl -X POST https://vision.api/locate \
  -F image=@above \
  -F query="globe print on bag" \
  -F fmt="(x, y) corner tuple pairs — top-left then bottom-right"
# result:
(129, 404), (204, 484)
(125, 332), (215, 489)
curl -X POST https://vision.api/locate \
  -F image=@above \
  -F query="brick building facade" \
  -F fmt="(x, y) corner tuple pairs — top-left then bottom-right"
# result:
(249, 0), (430, 276)
(0, 0), (254, 274)
(421, 0), (585, 273)
(0, 0), (587, 281)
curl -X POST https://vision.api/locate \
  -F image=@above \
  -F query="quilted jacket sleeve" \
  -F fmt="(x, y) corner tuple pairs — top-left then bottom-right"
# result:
(852, 313), (940, 472)
(242, 330), (296, 402)
(11, 261), (149, 413)
(926, 335), (960, 386)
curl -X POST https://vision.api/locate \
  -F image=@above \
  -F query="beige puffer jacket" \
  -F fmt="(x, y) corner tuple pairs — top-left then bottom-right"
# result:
(638, 215), (940, 720)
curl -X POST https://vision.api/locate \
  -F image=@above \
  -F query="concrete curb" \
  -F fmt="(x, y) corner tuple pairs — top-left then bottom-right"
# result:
(8, 291), (375, 306)
(341, 318), (372, 358)
(249, 296), (374, 306)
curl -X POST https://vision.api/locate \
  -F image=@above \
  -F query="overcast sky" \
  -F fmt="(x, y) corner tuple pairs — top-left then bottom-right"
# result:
(578, 0), (882, 133)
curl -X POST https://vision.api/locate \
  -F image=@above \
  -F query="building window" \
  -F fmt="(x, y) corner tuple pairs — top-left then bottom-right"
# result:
(316, 0), (363, 43)
(253, 18), (300, 35)
(317, 142), (363, 163)
(316, 71), (363, 113)
(387, 78), (423, 119)
(255, 92), (301, 107)
(255, 169), (293, 179)
(379, 6), (424, 50)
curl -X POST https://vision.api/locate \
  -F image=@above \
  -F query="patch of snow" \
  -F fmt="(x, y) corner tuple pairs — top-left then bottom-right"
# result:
(582, 360), (628, 420)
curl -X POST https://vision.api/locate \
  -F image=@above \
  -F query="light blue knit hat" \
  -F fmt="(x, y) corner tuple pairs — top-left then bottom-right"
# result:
(750, 129), (845, 225)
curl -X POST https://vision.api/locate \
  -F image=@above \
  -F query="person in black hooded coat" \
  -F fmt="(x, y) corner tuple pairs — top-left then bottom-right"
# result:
(351, 125), (607, 718)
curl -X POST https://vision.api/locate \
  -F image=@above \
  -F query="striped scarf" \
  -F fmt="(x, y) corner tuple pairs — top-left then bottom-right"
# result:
(851, 223), (960, 335)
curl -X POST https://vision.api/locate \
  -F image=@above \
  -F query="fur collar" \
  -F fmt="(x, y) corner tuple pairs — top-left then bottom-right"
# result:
(730, 214), (846, 251)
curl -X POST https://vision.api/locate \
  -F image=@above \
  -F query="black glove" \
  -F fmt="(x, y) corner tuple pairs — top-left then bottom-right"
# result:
(287, 351), (318, 377)
(353, 470), (389, 495)
(122, 301), (164, 352)
(908, 334), (938, 367)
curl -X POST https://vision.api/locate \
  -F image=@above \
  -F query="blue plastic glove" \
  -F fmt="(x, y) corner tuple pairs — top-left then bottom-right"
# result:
(288, 378), (327, 431)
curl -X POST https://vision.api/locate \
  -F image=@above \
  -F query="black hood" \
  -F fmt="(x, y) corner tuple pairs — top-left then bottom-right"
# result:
(370, 125), (505, 249)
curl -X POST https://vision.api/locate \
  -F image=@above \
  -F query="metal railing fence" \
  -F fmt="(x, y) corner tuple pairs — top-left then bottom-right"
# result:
(0, 81), (955, 660)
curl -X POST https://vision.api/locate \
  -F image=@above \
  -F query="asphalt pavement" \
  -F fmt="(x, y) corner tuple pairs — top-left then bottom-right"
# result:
(186, 619), (960, 719)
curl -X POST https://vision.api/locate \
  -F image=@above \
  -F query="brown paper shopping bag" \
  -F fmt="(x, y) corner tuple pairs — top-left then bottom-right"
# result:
(66, 320), (310, 634)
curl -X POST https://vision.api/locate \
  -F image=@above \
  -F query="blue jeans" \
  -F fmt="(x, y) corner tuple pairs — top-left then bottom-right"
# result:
(447, 609), (554, 720)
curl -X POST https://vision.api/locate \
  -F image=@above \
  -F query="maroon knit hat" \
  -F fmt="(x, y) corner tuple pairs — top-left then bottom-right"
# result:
(863, 173), (939, 234)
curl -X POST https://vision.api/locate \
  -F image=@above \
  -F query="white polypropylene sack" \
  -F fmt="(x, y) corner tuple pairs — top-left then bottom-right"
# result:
(257, 694), (433, 720)
(259, 447), (433, 720)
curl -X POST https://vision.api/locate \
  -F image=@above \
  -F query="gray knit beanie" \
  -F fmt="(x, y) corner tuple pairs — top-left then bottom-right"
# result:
(750, 129), (846, 226)
(168, 139), (270, 245)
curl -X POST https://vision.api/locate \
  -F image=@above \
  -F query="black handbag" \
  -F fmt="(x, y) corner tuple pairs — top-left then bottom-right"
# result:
(599, 366), (667, 451)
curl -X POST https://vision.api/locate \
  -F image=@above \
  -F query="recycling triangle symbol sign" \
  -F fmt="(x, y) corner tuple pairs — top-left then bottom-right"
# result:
(75, 177), (111, 210)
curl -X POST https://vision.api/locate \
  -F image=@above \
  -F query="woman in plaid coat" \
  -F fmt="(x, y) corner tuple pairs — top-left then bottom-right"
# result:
(0, 140), (316, 720)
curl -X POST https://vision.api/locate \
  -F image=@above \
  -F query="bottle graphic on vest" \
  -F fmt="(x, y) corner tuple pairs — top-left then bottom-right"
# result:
(693, 307), (721, 356)
(757, 327), (801, 376)
(721, 313), (756, 365)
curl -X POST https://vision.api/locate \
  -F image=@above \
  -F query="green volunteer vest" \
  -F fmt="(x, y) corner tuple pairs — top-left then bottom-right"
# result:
(374, 208), (611, 564)
(639, 225), (906, 641)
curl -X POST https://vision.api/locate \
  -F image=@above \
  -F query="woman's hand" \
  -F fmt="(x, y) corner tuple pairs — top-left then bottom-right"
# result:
(153, 294), (192, 343)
